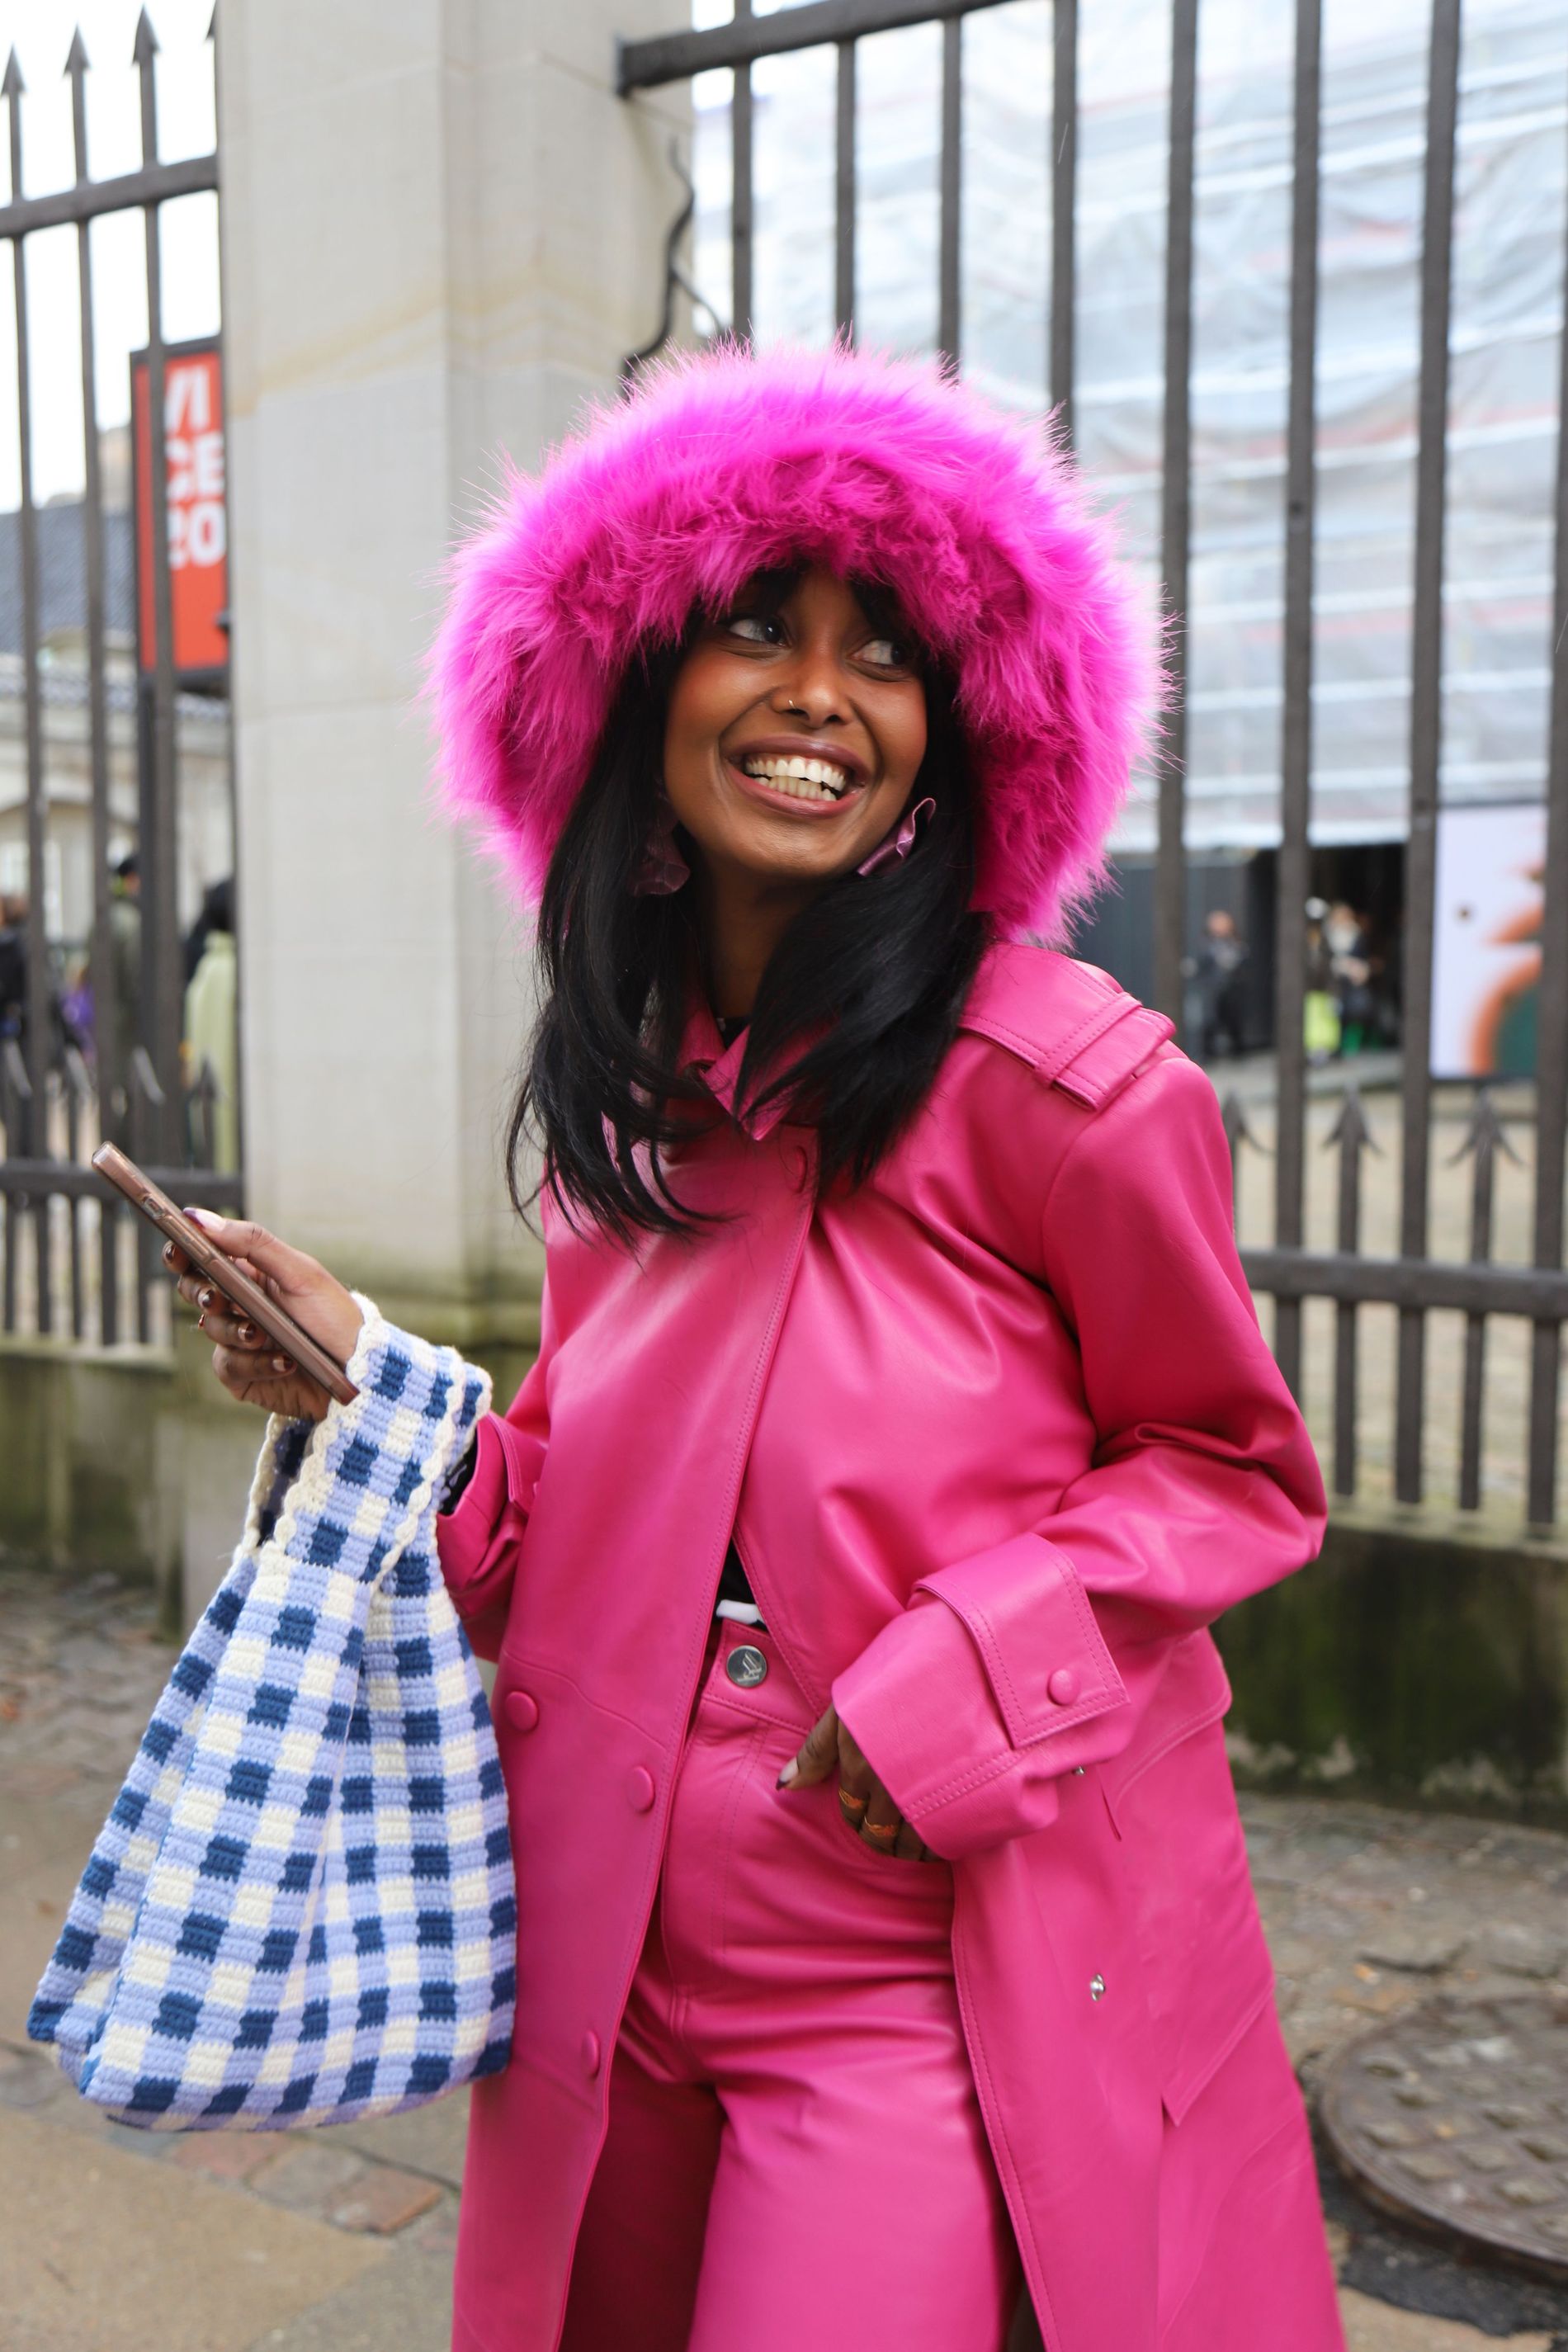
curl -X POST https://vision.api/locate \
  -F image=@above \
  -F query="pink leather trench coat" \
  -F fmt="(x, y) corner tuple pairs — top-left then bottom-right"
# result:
(435, 942), (1343, 2352)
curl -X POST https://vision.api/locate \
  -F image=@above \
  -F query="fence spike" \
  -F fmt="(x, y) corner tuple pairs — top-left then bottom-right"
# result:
(1220, 1089), (1268, 1158)
(2, 47), (25, 100)
(2, 1037), (33, 1099)
(132, 8), (159, 66)
(64, 26), (90, 78)
(1447, 1082), (1523, 1169)
(1324, 1079), (1380, 1155)
(1322, 1085), (1371, 1496)
(130, 1043), (166, 1108)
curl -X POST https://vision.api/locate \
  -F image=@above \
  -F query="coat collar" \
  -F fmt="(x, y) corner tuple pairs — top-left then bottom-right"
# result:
(675, 995), (797, 1142)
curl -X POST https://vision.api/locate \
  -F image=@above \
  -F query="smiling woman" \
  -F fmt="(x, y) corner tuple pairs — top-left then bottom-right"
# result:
(160, 346), (1344, 2352)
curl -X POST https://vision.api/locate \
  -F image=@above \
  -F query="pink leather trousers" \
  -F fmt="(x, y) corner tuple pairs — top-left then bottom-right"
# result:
(560, 1619), (1021, 2352)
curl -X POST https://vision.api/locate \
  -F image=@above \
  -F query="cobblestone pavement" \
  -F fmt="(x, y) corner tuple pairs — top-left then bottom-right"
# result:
(4, 1566), (1568, 2350)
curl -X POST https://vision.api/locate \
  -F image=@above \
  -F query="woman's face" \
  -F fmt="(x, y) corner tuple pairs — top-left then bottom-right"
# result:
(662, 566), (928, 891)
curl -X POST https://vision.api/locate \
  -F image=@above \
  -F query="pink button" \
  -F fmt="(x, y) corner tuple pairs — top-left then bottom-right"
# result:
(626, 1766), (655, 1813)
(581, 2032), (602, 2079)
(1047, 1668), (1079, 1707)
(504, 1690), (540, 1733)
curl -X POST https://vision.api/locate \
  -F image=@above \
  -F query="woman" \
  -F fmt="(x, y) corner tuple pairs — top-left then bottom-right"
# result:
(168, 349), (1344, 2352)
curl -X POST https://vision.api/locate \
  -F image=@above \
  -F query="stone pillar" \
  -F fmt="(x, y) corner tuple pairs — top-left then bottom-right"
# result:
(217, 1), (686, 1376)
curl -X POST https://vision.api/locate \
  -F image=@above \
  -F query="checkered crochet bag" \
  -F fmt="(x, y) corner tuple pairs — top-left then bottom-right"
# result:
(26, 1306), (517, 2130)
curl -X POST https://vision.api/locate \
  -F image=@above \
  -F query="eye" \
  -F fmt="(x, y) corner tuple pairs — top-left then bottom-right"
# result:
(862, 635), (911, 671)
(725, 611), (785, 646)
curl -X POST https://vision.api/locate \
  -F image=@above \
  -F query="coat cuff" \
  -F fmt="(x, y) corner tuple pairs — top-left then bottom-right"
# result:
(831, 1532), (1126, 1858)
(433, 1413), (534, 1636)
(436, 1415), (508, 1571)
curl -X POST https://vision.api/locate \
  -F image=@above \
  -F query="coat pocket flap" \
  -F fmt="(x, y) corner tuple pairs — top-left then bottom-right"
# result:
(919, 1533), (1126, 1750)
(1099, 1631), (1231, 1830)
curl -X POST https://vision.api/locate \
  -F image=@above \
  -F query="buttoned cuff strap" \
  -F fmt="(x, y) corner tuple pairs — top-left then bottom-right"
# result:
(832, 1533), (1126, 1857)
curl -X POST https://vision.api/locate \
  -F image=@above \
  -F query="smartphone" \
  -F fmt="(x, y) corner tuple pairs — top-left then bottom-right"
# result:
(92, 1142), (359, 1406)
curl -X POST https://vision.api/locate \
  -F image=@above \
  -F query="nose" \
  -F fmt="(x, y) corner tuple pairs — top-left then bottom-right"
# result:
(768, 635), (847, 728)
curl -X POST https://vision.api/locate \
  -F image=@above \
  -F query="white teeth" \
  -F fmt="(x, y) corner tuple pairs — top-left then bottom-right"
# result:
(740, 753), (852, 800)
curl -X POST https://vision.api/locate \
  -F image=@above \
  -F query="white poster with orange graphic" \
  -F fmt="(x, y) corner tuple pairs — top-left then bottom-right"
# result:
(1430, 802), (1547, 1079)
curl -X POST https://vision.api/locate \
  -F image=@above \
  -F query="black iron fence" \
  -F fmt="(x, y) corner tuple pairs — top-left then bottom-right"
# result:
(0, 15), (240, 1349)
(619, 0), (1568, 1531)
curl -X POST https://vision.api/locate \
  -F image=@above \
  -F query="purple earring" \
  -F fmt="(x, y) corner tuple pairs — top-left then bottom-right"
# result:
(857, 796), (936, 876)
(634, 791), (692, 895)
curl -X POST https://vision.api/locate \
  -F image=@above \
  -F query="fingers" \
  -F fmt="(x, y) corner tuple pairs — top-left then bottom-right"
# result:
(210, 1343), (328, 1421)
(778, 1705), (839, 1789)
(835, 1717), (875, 1811)
(859, 1774), (902, 1854)
(179, 1214), (363, 1366)
(163, 1250), (272, 1352)
(212, 1334), (297, 1381)
(862, 1792), (938, 1864)
(181, 1210), (295, 1278)
(778, 1707), (937, 1863)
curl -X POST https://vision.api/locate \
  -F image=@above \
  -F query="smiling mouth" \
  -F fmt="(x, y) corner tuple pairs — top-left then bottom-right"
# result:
(737, 753), (857, 803)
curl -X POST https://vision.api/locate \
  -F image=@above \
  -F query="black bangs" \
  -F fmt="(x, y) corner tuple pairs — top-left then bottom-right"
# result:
(505, 640), (988, 1246)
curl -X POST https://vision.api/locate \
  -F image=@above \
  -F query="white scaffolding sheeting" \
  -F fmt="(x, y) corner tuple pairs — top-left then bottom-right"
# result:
(690, 0), (1568, 851)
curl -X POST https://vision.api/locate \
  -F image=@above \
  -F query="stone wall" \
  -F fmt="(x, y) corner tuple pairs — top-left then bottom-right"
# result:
(1219, 1506), (1568, 1821)
(0, 1316), (539, 1633)
(218, 0), (686, 1340)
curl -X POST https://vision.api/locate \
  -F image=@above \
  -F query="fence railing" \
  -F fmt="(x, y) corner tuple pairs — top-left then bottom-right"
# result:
(0, 12), (238, 1344)
(1, 1040), (238, 1345)
(620, 0), (1568, 1533)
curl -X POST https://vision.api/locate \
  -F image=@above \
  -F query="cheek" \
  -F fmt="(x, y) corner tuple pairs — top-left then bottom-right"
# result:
(664, 654), (740, 770)
(880, 694), (928, 786)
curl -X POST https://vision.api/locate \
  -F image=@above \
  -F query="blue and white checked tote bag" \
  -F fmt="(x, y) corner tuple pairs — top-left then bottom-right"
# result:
(27, 1311), (517, 2130)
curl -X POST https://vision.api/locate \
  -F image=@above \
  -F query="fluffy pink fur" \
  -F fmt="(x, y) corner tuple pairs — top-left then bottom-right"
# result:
(429, 344), (1156, 941)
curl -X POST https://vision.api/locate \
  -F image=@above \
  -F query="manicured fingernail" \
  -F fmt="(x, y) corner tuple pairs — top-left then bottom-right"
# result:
(777, 1759), (799, 1789)
(272, 1355), (290, 1373)
(237, 1322), (255, 1344)
(197, 1288), (214, 1311)
(184, 1207), (219, 1228)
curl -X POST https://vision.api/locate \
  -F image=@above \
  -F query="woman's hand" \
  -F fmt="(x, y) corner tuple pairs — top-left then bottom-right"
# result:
(778, 1703), (941, 1863)
(164, 1211), (363, 1424)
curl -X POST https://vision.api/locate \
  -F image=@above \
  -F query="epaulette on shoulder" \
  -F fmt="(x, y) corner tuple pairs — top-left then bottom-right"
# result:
(958, 943), (1175, 1112)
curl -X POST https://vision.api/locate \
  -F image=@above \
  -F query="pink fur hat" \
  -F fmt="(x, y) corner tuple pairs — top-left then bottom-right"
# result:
(430, 344), (1155, 940)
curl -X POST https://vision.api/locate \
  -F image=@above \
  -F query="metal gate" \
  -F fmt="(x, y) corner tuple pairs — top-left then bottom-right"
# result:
(0, 14), (238, 1350)
(618, 0), (1568, 1531)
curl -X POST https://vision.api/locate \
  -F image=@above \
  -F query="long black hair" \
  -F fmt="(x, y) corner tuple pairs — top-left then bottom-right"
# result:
(508, 617), (989, 1244)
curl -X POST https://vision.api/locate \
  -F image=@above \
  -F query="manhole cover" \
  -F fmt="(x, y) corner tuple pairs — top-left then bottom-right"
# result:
(1322, 1995), (1568, 2281)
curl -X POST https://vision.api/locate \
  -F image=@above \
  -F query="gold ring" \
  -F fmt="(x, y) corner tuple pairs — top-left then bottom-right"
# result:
(860, 1818), (900, 1847)
(838, 1787), (869, 1817)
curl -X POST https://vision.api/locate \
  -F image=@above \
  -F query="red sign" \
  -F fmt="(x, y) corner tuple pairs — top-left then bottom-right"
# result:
(133, 341), (228, 676)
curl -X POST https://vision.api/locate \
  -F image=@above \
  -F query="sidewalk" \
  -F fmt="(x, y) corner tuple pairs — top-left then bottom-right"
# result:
(3, 1564), (1567, 2352)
